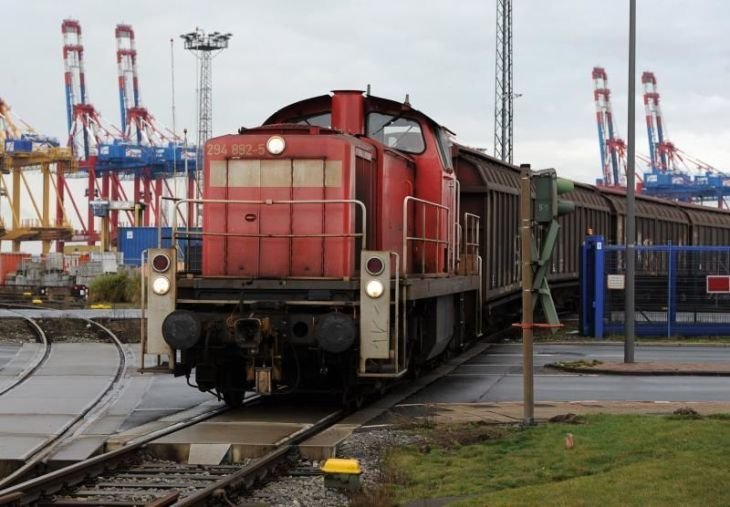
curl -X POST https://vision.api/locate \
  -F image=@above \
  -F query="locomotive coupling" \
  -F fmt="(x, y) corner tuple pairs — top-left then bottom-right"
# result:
(232, 317), (270, 350)
(162, 310), (202, 350)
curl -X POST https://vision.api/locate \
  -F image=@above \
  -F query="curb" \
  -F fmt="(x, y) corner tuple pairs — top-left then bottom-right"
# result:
(526, 340), (730, 348)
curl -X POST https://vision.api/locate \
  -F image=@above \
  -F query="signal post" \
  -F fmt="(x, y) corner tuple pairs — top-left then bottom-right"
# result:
(520, 166), (575, 425)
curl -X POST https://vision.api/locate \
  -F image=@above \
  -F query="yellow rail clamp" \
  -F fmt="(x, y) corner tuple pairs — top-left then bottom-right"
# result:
(90, 303), (112, 310)
(22, 292), (32, 297)
(31, 298), (43, 305)
(321, 458), (362, 492)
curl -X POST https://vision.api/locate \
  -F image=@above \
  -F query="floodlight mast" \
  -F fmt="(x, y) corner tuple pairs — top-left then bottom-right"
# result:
(180, 28), (231, 224)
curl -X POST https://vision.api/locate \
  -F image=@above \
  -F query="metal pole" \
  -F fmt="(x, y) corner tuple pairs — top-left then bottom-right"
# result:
(520, 165), (534, 424)
(170, 37), (178, 201)
(624, 0), (637, 363)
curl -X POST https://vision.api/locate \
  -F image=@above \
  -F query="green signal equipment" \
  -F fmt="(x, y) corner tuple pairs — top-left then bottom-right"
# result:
(533, 169), (575, 223)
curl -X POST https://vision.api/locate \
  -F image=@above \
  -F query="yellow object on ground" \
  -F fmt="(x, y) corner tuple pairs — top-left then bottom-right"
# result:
(321, 458), (362, 491)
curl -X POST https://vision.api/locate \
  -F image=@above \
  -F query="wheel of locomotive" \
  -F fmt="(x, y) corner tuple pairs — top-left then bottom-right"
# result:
(219, 360), (247, 408)
(222, 390), (244, 408)
(407, 309), (425, 379)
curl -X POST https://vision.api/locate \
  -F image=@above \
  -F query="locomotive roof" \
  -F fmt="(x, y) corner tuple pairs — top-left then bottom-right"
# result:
(263, 92), (451, 133)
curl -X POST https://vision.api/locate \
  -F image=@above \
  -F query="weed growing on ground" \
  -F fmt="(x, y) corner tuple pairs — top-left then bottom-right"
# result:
(379, 413), (730, 506)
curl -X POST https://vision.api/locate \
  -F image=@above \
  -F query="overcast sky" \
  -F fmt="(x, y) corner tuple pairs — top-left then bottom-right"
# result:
(2, 0), (729, 233)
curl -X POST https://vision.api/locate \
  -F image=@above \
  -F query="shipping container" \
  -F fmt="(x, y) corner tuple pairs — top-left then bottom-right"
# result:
(0, 253), (31, 285)
(46, 252), (65, 272)
(89, 252), (122, 273)
(118, 227), (202, 266)
(64, 244), (102, 255)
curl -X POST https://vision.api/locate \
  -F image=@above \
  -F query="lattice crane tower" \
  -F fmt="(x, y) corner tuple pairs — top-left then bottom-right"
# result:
(180, 28), (231, 199)
(494, 0), (513, 163)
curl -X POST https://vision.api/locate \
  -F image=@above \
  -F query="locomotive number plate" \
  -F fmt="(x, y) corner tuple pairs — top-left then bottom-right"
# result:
(207, 143), (266, 156)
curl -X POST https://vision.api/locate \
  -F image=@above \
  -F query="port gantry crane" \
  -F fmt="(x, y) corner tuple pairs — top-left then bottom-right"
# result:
(0, 96), (75, 253)
(114, 24), (196, 234)
(63, 18), (121, 247)
(592, 67), (628, 187)
(640, 70), (730, 207)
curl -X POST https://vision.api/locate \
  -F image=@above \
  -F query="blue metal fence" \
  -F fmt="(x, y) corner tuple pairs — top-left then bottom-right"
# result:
(581, 235), (730, 337)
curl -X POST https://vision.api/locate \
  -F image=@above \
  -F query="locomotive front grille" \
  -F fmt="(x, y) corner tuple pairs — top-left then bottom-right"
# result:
(209, 159), (343, 188)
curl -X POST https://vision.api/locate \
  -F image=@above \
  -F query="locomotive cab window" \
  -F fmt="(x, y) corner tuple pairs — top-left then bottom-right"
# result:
(435, 127), (453, 169)
(295, 112), (331, 128)
(366, 112), (425, 154)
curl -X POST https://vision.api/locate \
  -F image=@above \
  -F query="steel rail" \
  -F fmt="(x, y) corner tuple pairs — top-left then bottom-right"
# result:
(0, 398), (240, 505)
(0, 311), (51, 397)
(173, 408), (345, 507)
(0, 313), (128, 490)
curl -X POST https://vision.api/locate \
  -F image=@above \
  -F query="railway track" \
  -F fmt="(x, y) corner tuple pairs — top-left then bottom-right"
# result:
(0, 312), (51, 397)
(0, 307), (129, 490)
(0, 320), (507, 506)
(0, 393), (339, 506)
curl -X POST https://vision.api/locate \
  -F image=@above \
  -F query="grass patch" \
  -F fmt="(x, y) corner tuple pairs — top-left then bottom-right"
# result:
(88, 271), (141, 305)
(552, 359), (603, 368)
(381, 413), (730, 506)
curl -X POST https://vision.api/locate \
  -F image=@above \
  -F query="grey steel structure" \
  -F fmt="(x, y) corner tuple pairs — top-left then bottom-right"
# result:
(493, 0), (513, 164)
(180, 28), (232, 211)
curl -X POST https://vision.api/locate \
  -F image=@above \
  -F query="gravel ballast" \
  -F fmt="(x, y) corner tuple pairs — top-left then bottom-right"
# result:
(238, 427), (422, 506)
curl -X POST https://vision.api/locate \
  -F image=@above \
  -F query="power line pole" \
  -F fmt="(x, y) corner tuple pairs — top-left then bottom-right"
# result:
(625, 0), (637, 362)
(494, 0), (513, 163)
(180, 28), (232, 223)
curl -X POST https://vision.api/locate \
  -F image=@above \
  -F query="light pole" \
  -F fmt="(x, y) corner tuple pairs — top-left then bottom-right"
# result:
(180, 28), (231, 225)
(625, 0), (637, 362)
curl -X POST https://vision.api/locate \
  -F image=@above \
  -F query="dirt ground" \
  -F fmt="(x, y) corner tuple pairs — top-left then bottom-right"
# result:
(551, 361), (730, 375)
(387, 400), (730, 425)
(93, 318), (141, 343)
(0, 318), (37, 343)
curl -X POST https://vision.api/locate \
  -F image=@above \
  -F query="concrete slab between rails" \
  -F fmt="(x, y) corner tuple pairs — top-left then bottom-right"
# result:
(298, 341), (494, 460)
(379, 400), (730, 425)
(147, 421), (312, 462)
(46, 435), (108, 465)
(188, 443), (231, 465)
(46, 375), (222, 463)
(548, 361), (730, 376)
(105, 399), (225, 451)
(0, 343), (42, 380)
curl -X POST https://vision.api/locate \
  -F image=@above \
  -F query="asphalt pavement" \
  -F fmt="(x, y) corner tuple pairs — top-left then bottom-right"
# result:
(404, 342), (730, 404)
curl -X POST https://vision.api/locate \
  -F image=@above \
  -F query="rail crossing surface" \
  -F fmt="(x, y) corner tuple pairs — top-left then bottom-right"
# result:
(0, 343), (118, 463)
(0, 339), (215, 471)
(0, 309), (141, 319)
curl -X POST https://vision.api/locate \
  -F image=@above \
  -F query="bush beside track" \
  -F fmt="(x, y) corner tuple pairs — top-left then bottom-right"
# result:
(89, 271), (141, 305)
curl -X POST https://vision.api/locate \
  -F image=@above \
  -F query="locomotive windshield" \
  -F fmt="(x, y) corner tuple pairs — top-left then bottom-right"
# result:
(367, 112), (425, 153)
(295, 112), (331, 128)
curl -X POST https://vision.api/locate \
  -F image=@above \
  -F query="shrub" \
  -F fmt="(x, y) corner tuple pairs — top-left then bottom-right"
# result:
(89, 271), (141, 304)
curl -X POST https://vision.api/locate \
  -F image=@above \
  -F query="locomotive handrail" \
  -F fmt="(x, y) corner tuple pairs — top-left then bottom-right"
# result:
(453, 178), (461, 272)
(171, 198), (368, 273)
(402, 196), (452, 275)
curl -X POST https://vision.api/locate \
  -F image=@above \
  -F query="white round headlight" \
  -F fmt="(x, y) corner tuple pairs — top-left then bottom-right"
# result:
(152, 276), (171, 296)
(365, 279), (384, 299)
(266, 135), (286, 155)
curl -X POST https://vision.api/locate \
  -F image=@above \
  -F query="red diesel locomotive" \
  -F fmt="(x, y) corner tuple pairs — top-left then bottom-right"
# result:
(146, 91), (482, 405)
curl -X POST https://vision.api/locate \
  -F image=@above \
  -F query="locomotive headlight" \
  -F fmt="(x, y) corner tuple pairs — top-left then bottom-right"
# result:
(152, 276), (171, 295)
(266, 135), (286, 155)
(365, 279), (384, 299)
